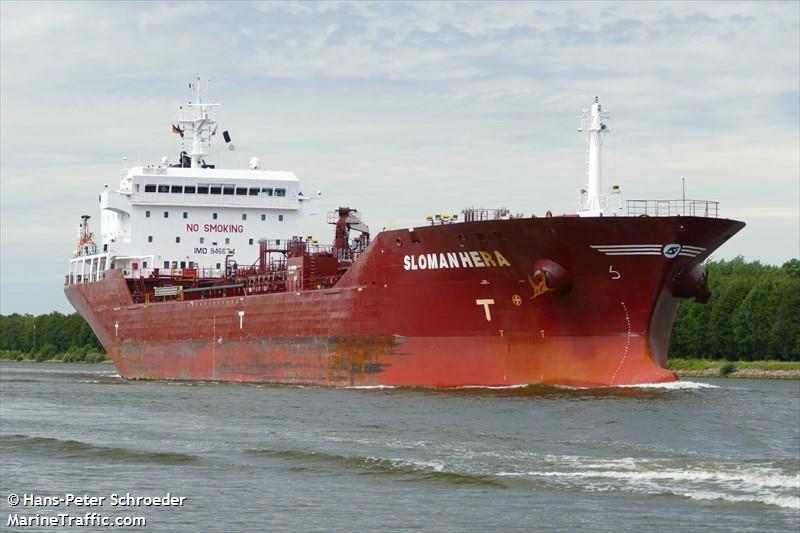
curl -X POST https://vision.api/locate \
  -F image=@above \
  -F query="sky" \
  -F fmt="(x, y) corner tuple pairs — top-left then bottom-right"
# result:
(1, 0), (798, 315)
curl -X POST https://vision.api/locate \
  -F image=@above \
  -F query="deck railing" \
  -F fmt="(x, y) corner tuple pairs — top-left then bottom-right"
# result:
(462, 207), (511, 222)
(626, 199), (719, 218)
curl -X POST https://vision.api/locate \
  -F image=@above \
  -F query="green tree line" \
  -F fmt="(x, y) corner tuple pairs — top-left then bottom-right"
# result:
(670, 257), (799, 360)
(0, 257), (797, 364)
(0, 312), (105, 362)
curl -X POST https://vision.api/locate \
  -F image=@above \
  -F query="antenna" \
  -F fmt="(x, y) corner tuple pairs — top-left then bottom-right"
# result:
(176, 75), (222, 168)
(682, 177), (686, 215)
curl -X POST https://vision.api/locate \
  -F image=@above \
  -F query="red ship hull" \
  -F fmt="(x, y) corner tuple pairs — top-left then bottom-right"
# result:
(65, 216), (744, 388)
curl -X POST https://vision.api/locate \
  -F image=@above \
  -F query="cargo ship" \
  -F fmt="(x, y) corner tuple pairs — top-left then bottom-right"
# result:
(64, 80), (744, 387)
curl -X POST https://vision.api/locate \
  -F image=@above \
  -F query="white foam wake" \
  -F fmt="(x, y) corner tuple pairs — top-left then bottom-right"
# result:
(617, 380), (720, 390)
(679, 490), (800, 510)
(495, 467), (800, 509)
(383, 457), (446, 472)
(497, 469), (799, 489)
(453, 384), (530, 390)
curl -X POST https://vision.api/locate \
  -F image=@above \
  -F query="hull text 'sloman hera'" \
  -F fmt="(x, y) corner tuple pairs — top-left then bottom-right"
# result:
(65, 81), (744, 387)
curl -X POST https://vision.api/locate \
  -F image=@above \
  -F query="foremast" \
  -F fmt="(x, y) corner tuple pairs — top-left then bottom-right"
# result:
(578, 97), (621, 216)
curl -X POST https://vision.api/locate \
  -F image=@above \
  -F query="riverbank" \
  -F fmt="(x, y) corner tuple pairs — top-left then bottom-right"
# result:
(0, 350), (107, 364)
(0, 358), (113, 365)
(2, 356), (798, 379)
(668, 358), (800, 380)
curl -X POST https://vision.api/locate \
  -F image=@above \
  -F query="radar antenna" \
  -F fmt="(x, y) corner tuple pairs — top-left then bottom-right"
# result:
(174, 75), (221, 168)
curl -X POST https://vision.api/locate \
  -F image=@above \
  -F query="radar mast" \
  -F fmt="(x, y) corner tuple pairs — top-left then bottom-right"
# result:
(175, 76), (221, 168)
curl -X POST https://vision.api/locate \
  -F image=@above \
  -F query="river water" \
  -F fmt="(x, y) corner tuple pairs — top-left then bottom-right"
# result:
(0, 362), (798, 532)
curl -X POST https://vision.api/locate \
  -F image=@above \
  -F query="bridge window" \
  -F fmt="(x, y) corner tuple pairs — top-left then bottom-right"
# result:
(171, 185), (182, 193)
(148, 236), (153, 243)
(261, 188), (273, 196)
(197, 185), (209, 194)
(223, 186), (234, 195)
(180, 261), (186, 268)
(275, 188), (286, 197)
(184, 186), (196, 194)
(235, 187), (248, 196)
(158, 185), (169, 193)
(210, 186), (221, 195)
(249, 187), (260, 196)
(164, 261), (169, 269)
(144, 184), (157, 192)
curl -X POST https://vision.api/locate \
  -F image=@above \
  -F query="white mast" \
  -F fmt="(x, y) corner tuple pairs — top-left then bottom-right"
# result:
(578, 97), (610, 215)
(176, 76), (221, 168)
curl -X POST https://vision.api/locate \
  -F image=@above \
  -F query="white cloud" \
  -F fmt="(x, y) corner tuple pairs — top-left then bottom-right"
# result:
(1, 0), (798, 314)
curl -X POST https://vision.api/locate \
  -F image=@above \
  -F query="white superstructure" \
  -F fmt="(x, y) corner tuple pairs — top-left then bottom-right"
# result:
(68, 78), (311, 283)
(578, 97), (622, 217)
